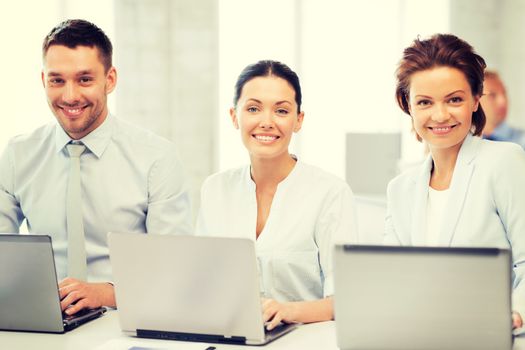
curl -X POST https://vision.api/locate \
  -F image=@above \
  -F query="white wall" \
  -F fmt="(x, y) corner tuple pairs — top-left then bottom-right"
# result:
(218, 0), (451, 179)
(218, 0), (300, 170)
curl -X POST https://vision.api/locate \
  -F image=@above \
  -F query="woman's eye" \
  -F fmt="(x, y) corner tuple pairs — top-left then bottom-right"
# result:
(417, 100), (431, 106)
(276, 109), (289, 115)
(449, 97), (463, 103)
(247, 106), (259, 113)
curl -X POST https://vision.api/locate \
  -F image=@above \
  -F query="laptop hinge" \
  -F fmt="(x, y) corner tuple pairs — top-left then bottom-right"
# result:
(137, 329), (247, 344)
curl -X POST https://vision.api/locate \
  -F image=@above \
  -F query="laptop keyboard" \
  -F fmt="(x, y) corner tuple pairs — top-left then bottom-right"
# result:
(264, 322), (296, 337)
(62, 308), (96, 321)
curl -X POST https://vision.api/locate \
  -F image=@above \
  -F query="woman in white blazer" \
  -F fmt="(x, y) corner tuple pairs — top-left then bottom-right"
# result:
(196, 60), (357, 330)
(385, 33), (525, 329)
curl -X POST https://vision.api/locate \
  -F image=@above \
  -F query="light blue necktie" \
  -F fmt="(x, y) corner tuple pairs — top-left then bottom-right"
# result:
(66, 143), (87, 280)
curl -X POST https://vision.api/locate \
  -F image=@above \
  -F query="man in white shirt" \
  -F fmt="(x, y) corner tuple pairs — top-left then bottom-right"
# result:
(0, 19), (193, 315)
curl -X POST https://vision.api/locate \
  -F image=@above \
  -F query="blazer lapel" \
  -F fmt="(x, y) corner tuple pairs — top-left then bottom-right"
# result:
(409, 155), (433, 246)
(438, 134), (479, 246)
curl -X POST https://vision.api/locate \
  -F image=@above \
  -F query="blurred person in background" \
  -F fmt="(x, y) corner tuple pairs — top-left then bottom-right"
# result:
(481, 70), (525, 148)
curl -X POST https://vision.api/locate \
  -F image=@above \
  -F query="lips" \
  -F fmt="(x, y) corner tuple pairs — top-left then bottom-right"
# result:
(428, 124), (457, 135)
(252, 134), (280, 143)
(59, 105), (88, 118)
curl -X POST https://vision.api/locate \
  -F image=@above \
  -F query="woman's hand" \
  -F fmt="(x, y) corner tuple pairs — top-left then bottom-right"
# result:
(261, 298), (298, 331)
(260, 296), (334, 330)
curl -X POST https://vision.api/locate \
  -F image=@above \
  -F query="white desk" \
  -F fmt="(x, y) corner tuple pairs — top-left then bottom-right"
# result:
(2, 310), (525, 350)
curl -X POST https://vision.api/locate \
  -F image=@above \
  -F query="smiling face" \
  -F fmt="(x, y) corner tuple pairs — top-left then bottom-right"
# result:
(408, 66), (480, 154)
(231, 75), (304, 161)
(42, 45), (116, 140)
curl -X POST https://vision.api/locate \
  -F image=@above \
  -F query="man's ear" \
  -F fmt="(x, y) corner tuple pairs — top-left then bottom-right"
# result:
(105, 66), (117, 94)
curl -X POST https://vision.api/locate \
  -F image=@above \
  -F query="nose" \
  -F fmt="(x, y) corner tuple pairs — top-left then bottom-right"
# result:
(62, 82), (81, 105)
(259, 110), (275, 129)
(432, 103), (450, 123)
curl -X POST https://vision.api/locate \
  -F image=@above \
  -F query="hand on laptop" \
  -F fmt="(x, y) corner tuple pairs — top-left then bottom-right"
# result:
(513, 312), (523, 329)
(58, 277), (116, 315)
(262, 296), (334, 330)
(262, 298), (298, 331)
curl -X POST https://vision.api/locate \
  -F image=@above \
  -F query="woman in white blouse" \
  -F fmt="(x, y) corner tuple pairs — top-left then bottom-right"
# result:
(196, 60), (357, 329)
(385, 34), (525, 329)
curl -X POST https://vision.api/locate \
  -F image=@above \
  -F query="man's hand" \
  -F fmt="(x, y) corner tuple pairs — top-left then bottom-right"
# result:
(58, 277), (115, 315)
(261, 298), (298, 331)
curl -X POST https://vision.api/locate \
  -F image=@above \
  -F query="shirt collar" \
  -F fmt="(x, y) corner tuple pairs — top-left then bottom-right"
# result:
(490, 121), (513, 140)
(55, 114), (115, 158)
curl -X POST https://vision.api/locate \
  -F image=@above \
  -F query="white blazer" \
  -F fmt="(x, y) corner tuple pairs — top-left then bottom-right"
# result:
(385, 133), (525, 314)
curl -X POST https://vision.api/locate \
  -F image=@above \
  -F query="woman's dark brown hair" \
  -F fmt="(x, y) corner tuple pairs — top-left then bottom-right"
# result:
(395, 34), (486, 137)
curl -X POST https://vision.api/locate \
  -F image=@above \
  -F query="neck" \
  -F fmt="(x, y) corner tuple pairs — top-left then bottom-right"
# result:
(428, 142), (462, 190)
(250, 152), (296, 187)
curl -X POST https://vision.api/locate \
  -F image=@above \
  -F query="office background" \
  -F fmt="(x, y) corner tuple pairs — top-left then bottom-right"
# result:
(1, 0), (524, 215)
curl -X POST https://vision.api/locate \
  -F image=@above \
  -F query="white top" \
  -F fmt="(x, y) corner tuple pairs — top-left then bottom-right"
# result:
(196, 160), (357, 302)
(426, 187), (450, 246)
(0, 115), (193, 282)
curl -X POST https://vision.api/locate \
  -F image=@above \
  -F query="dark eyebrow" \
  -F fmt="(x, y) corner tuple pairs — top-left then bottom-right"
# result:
(46, 70), (95, 77)
(445, 90), (465, 97)
(77, 70), (94, 76)
(414, 95), (432, 99)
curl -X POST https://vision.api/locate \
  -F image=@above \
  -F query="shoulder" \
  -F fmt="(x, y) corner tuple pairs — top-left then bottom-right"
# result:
(112, 117), (178, 153)
(477, 138), (524, 157)
(296, 161), (352, 195)
(5, 123), (56, 151)
(476, 138), (525, 167)
(473, 139), (525, 181)
(201, 166), (248, 193)
(387, 163), (420, 195)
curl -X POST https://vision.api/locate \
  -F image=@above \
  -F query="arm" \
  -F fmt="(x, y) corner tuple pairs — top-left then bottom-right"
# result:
(145, 147), (193, 235)
(383, 181), (402, 245)
(316, 184), (358, 298)
(264, 183), (356, 329)
(262, 297), (333, 330)
(492, 145), (525, 328)
(0, 143), (24, 232)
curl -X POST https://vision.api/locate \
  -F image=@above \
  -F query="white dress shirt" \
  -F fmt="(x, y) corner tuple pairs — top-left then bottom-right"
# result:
(196, 160), (357, 302)
(0, 115), (193, 282)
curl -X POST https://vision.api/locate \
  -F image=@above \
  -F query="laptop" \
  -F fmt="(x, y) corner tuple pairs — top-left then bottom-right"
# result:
(108, 232), (296, 345)
(334, 245), (512, 350)
(0, 234), (106, 333)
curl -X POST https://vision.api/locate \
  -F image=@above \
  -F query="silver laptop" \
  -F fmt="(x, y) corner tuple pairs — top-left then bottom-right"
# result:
(334, 245), (512, 350)
(108, 232), (296, 345)
(0, 234), (106, 333)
